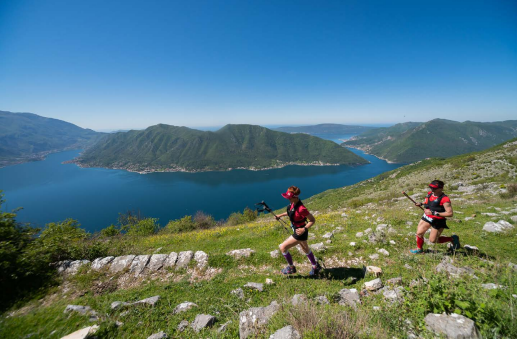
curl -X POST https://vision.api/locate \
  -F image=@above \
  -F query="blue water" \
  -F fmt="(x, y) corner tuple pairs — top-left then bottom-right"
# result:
(0, 139), (402, 232)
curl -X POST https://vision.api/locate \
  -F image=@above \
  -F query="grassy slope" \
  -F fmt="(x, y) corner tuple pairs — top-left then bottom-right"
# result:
(2, 139), (517, 338)
(344, 119), (517, 163)
(0, 111), (102, 160)
(77, 124), (368, 171)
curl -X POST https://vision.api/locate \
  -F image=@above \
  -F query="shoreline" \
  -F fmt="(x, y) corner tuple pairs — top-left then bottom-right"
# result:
(342, 144), (398, 164)
(66, 159), (368, 174)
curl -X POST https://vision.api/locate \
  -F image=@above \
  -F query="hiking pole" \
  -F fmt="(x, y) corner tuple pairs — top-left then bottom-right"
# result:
(402, 191), (424, 211)
(255, 201), (291, 234)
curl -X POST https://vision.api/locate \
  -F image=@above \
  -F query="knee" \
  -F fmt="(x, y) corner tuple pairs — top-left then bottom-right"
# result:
(429, 238), (437, 244)
(279, 244), (286, 253)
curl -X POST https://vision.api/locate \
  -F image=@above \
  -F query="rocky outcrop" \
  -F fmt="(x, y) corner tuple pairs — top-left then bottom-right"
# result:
(269, 325), (301, 339)
(482, 220), (514, 232)
(239, 301), (280, 339)
(110, 255), (136, 273)
(191, 314), (216, 332)
(176, 251), (194, 269)
(226, 248), (256, 259)
(424, 313), (481, 339)
(337, 288), (361, 309)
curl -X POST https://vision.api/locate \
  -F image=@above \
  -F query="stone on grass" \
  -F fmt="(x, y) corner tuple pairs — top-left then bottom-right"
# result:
(231, 288), (245, 299)
(110, 255), (136, 273)
(364, 278), (383, 291)
(482, 220), (514, 233)
(365, 266), (383, 277)
(314, 295), (329, 304)
(337, 288), (361, 309)
(244, 282), (264, 292)
(239, 301), (280, 339)
(147, 254), (168, 271)
(191, 314), (216, 332)
(511, 215), (517, 223)
(291, 294), (307, 306)
(424, 313), (481, 339)
(173, 301), (198, 314)
(270, 250), (279, 258)
(383, 287), (404, 302)
(310, 242), (326, 252)
(376, 224), (388, 231)
(464, 217), (474, 221)
(269, 325), (301, 339)
(226, 248), (255, 259)
(369, 254), (379, 260)
(111, 301), (130, 311)
(436, 259), (475, 278)
(404, 264), (413, 270)
(377, 248), (389, 256)
(147, 331), (168, 339)
(177, 320), (189, 332)
(91, 256), (115, 270)
(60, 325), (99, 339)
(194, 251), (209, 268)
(364, 228), (372, 234)
(133, 295), (160, 307)
(482, 212), (498, 217)
(176, 251), (194, 269)
(265, 278), (274, 285)
(218, 321), (232, 333)
(66, 260), (91, 275)
(356, 232), (364, 237)
(349, 242), (356, 246)
(322, 232), (334, 239)
(64, 305), (93, 315)
(386, 277), (403, 286)
(481, 283), (504, 290)
(163, 252), (178, 268)
(389, 240), (396, 245)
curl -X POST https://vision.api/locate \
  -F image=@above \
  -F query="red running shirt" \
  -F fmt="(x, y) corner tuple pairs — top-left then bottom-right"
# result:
(289, 203), (310, 227)
(424, 191), (451, 220)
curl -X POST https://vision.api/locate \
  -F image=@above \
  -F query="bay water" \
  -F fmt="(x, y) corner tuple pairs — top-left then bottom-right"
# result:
(0, 138), (402, 232)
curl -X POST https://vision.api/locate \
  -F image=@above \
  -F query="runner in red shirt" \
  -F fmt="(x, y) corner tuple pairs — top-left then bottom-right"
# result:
(410, 180), (460, 254)
(274, 186), (321, 276)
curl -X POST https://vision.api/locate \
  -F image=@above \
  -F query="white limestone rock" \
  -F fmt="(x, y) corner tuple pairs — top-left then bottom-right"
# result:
(239, 301), (280, 339)
(129, 255), (151, 277)
(147, 254), (168, 271)
(91, 257), (115, 270)
(364, 278), (383, 291)
(226, 248), (255, 259)
(194, 250), (209, 268)
(269, 325), (301, 339)
(110, 255), (136, 273)
(163, 252), (178, 268)
(191, 314), (216, 332)
(424, 313), (481, 339)
(176, 251), (194, 268)
(173, 301), (198, 314)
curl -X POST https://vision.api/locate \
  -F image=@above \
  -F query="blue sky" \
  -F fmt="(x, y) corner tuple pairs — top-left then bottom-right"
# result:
(0, 0), (516, 131)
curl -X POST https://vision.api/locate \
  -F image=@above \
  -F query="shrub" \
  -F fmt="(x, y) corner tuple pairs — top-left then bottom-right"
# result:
(226, 207), (258, 226)
(193, 211), (216, 229)
(33, 219), (89, 262)
(165, 215), (196, 233)
(125, 218), (159, 236)
(100, 224), (120, 237)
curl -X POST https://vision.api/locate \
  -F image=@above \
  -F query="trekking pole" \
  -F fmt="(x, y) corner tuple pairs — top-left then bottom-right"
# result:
(402, 191), (424, 211)
(255, 201), (291, 234)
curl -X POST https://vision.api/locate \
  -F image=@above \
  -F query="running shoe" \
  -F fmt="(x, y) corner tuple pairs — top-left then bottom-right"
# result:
(309, 263), (322, 277)
(410, 248), (423, 254)
(451, 235), (461, 251)
(281, 265), (296, 275)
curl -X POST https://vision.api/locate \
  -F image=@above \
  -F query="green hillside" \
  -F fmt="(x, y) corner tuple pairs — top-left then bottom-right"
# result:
(75, 124), (368, 172)
(274, 123), (375, 134)
(343, 119), (517, 163)
(0, 110), (103, 167)
(1, 137), (516, 338)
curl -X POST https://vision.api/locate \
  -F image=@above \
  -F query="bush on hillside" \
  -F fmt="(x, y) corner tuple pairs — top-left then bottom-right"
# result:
(165, 215), (196, 233)
(125, 218), (159, 236)
(500, 183), (517, 199)
(100, 224), (121, 237)
(227, 207), (258, 225)
(193, 211), (216, 229)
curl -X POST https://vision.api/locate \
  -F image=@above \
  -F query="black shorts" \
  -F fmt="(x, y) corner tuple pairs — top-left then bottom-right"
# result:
(292, 225), (308, 241)
(421, 215), (449, 230)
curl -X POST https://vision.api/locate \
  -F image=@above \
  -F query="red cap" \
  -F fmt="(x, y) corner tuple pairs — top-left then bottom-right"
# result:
(429, 183), (439, 188)
(281, 191), (299, 199)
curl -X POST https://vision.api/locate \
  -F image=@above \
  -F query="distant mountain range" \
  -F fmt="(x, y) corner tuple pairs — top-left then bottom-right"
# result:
(74, 124), (368, 172)
(343, 119), (517, 163)
(0, 111), (103, 167)
(274, 123), (375, 135)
